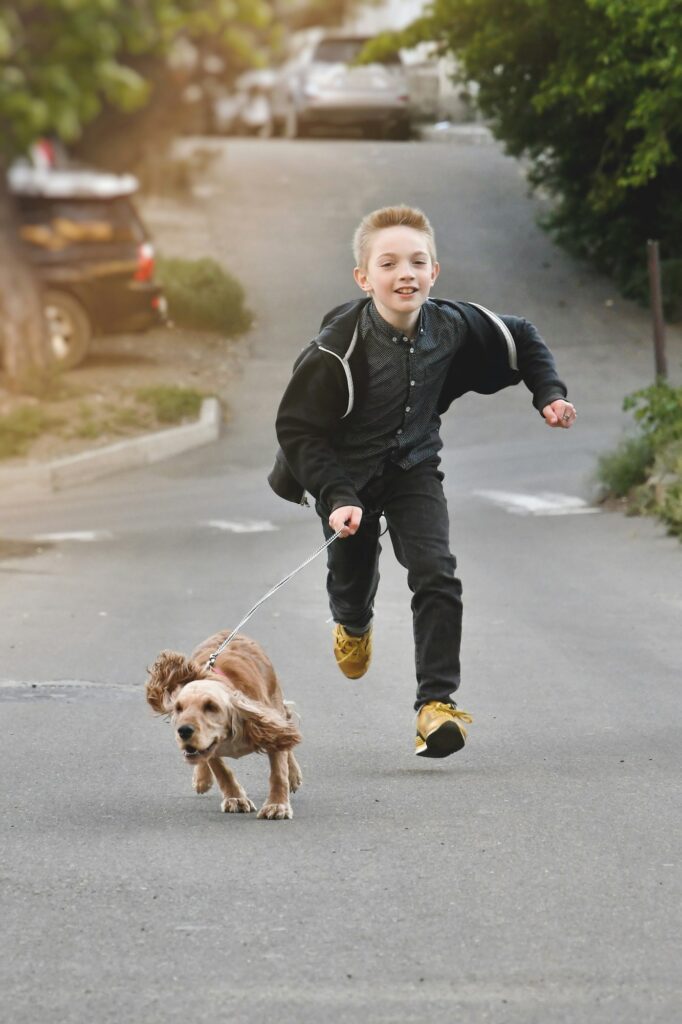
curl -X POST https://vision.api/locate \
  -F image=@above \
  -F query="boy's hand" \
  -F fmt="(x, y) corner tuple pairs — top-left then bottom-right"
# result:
(329, 505), (363, 538)
(542, 399), (577, 428)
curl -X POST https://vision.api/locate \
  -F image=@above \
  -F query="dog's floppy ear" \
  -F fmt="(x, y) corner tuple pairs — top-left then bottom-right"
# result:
(145, 651), (203, 714)
(230, 693), (302, 753)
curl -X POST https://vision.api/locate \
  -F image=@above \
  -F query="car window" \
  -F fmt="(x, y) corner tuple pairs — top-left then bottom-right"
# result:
(17, 197), (144, 251)
(313, 38), (400, 65)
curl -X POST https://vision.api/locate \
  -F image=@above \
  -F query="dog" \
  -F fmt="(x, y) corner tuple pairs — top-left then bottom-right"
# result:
(146, 631), (302, 820)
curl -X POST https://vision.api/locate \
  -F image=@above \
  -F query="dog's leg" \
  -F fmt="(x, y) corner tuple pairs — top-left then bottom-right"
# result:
(209, 757), (256, 814)
(287, 751), (303, 794)
(192, 761), (213, 794)
(257, 750), (293, 820)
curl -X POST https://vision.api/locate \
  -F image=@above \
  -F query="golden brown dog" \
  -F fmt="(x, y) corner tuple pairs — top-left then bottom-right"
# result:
(146, 631), (302, 820)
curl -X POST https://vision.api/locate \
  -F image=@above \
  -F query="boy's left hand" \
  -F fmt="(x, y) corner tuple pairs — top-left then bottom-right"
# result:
(542, 399), (576, 428)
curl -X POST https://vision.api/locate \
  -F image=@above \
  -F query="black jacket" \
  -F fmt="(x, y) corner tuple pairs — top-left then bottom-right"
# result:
(269, 297), (567, 510)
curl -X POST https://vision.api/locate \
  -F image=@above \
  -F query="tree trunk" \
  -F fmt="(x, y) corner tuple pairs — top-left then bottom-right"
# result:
(0, 171), (53, 394)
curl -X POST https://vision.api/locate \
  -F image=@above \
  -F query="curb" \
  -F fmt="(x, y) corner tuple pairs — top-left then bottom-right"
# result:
(417, 122), (493, 144)
(0, 397), (222, 497)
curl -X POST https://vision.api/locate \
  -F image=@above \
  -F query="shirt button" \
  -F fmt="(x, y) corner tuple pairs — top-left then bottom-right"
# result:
(396, 429), (403, 435)
(392, 336), (397, 342)
(406, 406), (411, 412)
(410, 380), (415, 386)
(420, 328), (425, 334)
(409, 347), (414, 353)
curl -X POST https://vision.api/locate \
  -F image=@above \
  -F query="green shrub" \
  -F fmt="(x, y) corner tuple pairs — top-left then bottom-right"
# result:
(136, 385), (203, 424)
(0, 406), (56, 459)
(596, 435), (654, 498)
(156, 257), (253, 335)
(622, 382), (682, 447)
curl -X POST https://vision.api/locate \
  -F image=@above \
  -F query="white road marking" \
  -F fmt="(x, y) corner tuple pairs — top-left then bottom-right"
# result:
(205, 519), (278, 533)
(31, 530), (113, 542)
(475, 490), (600, 516)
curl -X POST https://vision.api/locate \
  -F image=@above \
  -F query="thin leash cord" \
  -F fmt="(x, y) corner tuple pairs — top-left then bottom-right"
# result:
(204, 529), (342, 671)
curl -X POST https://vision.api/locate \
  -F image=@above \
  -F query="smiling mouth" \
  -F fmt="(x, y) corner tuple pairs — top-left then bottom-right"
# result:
(182, 739), (218, 761)
(395, 287), (418, 295)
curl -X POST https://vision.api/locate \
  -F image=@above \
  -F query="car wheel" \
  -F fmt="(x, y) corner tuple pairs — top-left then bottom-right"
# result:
(44, 290), (92, 370)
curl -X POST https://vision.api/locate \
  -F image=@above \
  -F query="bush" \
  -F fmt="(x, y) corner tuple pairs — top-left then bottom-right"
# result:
(596, 435), (654, 498)
(597, 383), (682, 537)
(622, 382), (682, 447)
(156, 257), (253, 335)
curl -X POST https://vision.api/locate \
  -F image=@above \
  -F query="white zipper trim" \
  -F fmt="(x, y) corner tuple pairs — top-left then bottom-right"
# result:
(318, 319), (358, 419)
(468, 302), (519, 372)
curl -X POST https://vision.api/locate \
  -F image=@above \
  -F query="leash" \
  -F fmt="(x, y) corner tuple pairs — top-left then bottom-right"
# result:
(204, 530), (342, 672)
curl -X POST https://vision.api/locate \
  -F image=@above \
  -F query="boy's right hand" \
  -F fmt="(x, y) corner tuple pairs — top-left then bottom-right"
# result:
(329, 505), (363, 538)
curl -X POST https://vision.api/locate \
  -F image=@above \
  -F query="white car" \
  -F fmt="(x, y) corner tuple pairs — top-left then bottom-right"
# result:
(270, 32), (411, 139)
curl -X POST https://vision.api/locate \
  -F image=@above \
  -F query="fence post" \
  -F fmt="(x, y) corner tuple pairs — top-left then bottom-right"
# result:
(647, 239), (668, 380)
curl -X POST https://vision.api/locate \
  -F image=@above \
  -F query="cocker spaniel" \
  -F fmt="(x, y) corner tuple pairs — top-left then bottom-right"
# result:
(146, 631), (302, 820)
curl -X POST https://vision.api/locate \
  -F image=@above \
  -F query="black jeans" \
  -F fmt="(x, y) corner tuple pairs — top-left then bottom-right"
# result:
(317, 456), (463, 710)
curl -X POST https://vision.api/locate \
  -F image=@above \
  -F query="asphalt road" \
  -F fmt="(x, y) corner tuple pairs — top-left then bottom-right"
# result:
(2, 136), (681, 1024)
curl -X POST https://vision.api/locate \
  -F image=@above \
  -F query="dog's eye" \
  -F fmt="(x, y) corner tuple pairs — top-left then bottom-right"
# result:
(174, 703), (183, 713)
(203, 700), (219, 714)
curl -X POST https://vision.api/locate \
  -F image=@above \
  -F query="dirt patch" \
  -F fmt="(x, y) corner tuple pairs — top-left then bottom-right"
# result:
(0, 325), (245, 467)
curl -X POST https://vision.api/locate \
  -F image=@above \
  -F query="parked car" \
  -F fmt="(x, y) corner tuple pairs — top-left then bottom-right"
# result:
(269, 31), (411, 139)
(212, 69), (276, 136)
(9, 163), (167, 370)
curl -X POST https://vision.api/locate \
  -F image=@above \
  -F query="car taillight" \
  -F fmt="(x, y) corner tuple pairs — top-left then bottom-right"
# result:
(134, 241), (155, 282)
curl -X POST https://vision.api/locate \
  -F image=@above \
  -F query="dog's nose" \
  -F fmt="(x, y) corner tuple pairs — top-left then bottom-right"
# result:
(177, 725), (194, 740)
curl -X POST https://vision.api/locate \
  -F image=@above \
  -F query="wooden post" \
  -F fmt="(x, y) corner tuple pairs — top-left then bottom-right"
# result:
(647, 239), (668, 380)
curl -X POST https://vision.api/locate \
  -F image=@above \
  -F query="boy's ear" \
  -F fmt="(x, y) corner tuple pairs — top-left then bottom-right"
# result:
(353, 266), (372, 293)
(430, 261), (440, 286)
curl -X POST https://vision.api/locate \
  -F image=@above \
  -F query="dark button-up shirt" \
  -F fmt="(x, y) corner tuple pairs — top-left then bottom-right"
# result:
(333, 299), (464, 490)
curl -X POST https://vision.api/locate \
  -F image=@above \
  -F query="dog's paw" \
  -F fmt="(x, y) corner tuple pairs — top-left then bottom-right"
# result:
(288, 766), (303, 793)
(257, 802), (293, 820)
(221, 796), (256, 814)
(193, 766), (213, 794)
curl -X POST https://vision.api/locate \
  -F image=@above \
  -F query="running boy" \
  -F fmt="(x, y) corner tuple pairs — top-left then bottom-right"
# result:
(269, 206), (575, 758)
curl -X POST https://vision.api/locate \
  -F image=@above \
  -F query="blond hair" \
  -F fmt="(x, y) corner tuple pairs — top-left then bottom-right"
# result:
(353, 205), (437, 268)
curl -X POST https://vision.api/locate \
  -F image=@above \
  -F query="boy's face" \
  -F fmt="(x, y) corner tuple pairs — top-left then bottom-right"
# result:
(354, 225), (440, 326)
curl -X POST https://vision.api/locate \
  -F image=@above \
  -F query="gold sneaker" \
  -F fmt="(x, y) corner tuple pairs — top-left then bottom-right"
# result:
(333, 624), (372, 679)
(415, 702), (473, 758)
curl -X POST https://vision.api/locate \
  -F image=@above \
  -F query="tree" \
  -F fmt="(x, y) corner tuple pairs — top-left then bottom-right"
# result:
(367, 0), (682, 314)
(0, 0), (278, 391)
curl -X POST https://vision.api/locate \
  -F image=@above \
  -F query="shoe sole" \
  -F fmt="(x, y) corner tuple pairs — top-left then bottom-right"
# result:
(415, 721), (465, 758)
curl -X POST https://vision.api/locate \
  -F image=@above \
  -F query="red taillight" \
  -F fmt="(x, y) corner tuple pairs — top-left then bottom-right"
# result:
(134, 241), (155, 282)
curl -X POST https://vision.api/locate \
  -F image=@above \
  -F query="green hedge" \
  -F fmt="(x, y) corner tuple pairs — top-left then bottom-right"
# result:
(157, 257), (253, 335)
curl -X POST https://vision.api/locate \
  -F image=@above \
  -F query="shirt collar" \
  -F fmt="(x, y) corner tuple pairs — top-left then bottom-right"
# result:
(365, 300), (425, 344)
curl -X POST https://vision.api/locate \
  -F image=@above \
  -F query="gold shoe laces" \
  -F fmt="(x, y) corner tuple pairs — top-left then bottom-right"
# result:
(431, 702), (474, 724)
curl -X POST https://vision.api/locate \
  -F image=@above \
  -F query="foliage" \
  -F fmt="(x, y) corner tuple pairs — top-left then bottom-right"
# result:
(136, 385), (204, 423)
(596, 435), (654, 498)
(0, 0), (280, 159)
(597, 382), (682, 537)
(368, 0), (682, 314)
(156, 256), (253, 335)
(623, 381), (682, 446)
(0, 404), (57, 458)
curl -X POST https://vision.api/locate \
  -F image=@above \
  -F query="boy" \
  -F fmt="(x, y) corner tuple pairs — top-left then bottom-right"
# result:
(269, 206), (575, 758)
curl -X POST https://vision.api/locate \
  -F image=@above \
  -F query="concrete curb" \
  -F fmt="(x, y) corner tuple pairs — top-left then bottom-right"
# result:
(0, 397), (222, 497)
(417, 122), (493, 144)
